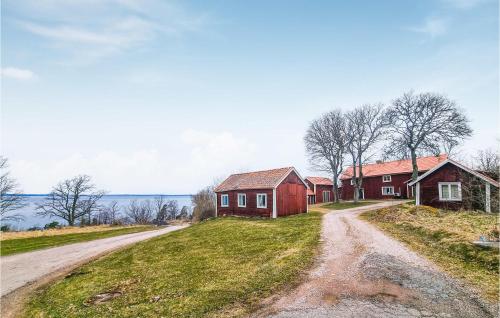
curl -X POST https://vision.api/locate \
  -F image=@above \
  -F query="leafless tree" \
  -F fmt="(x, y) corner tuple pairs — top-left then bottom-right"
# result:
(152, 196), (167, 224)
(386, 91), (472, 180)
(304, 110), (347, 202)
(36, 175), (105, 226)
(126, 200), (154, 224)
(0, 157), (27, 222)
(474, 148), (499, 180)
(346, 104), (388, 202)
(99, 200), (121, 224)
(192, 186), (216, 222)
(178, 206), (191, 219)
(165, 200), (179, 220)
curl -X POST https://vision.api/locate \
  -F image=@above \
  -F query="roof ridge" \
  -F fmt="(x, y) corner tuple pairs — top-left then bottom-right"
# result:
(357, 154), (447, 168)
(229, 166), (293, 176)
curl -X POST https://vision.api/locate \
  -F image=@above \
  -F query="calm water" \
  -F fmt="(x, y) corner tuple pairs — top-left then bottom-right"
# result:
(6, 194), (193, 230)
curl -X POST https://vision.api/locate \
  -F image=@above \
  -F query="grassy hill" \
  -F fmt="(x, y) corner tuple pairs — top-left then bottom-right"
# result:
(24, 212), (322, 317)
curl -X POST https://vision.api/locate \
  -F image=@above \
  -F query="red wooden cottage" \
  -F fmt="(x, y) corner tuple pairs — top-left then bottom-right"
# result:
(409, 159), (499, 212)
(340, 154), (448, 200)
(214, 167), (308, 218)
(305, 177), (334, 205)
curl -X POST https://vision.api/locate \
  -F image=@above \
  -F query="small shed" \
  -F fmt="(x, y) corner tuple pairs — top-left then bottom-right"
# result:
(214, 167), (309, 218)
(409, 159), (499, 212)
(305, 177), (334, 205)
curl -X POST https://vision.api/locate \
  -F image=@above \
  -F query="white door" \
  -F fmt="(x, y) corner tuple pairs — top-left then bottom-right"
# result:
(323, 191), (330, 202)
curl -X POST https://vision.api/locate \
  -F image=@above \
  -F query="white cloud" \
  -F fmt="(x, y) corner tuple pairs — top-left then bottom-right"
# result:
(9, 130), (257, 194)
(408, 17), (449, 38)
(8, 0), (211, 64)
(1, 67), (36, 80)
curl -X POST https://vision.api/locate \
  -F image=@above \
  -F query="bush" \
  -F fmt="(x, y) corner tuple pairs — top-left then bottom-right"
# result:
(1, 224), (11, 232)
(192, 186), (216, 222)
(44, 221), (60, 229)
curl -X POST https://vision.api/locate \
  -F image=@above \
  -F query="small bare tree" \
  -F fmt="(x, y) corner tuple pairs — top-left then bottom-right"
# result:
(304, 110), (346, 202)
(36, 175), (105, 226)
(346, 104), (388, 202)
(0, 157), (27, 222)
(192, 186), (216, 222)
(386, 91), (472, 181)
(126, 200), (154, 224)
(474, 148), (499, 180)
(99, 200), (121, 224)
(165, 200), (179, 220)
(153, 196), (167, 225)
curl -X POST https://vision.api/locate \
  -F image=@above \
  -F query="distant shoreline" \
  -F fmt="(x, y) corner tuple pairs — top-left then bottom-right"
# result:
(19, 194), (193, 197)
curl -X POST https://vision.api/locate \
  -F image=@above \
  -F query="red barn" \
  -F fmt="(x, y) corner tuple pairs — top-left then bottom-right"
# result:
(409, 159), (499, 212)
(305, 177), (334, 204)
(214, 167), (308, 218)
(340, 154), (448, 200)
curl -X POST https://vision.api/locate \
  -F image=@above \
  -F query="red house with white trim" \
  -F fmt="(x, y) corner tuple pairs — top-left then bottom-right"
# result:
(305, 177), (334, 205)
(340, 154), (448, 200)
(214, 167), (308, 218)
(409, 159), (499, 212)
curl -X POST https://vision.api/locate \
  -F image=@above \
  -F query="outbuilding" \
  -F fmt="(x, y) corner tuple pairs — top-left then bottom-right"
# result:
(409, 159), (499, 212)
(214, 167), (308, 218)
(305, 177), (334, 205)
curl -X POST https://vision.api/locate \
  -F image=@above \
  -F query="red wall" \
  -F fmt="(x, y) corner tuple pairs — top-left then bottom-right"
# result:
(315, 184), (333, 203)
(418, 163), (467, 210)
(276, 171), (307, 216)
(216, 189), (273, 217)
(340, 173), (413, 200)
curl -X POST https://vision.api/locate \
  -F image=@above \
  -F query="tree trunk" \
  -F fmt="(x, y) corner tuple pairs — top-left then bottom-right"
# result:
(411, 149), (418, 181)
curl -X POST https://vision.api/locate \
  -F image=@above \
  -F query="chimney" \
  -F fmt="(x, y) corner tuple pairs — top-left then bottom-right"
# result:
(376, 160), (383, 164)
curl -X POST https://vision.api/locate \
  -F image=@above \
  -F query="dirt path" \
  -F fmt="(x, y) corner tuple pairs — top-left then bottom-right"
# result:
(0, 225), (188, 297)
(256, 201), (497, 318)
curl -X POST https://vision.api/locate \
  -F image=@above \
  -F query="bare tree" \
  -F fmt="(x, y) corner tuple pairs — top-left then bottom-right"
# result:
(0, 157), (27, 222)
(192, 186), (216, 222)
(126, 200), (154, 224)
(304, 110), (346, 202)
(346, 104), (388, 202)
(36, 175), (105, 226)
(474, 148), (499, 180)
(165, 200), (179, 220)
(153, 196), (168, 225)
(99, 200), (121, 224)
(386, 91), (472, 181)
(178, 206), (191, 220)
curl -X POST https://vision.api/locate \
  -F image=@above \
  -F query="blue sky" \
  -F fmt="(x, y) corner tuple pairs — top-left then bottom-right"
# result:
(1, 0), (498, 194)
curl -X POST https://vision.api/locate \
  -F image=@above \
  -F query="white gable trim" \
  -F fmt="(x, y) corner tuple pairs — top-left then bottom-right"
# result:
(408, 159), (499, 187)
(273, 167), (310, 189)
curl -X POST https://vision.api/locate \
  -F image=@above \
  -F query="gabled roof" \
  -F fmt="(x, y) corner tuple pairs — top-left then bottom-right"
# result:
(306, 176), (333, 186)
(340, 154), (448, 180)
(215, 167), (308, 192)
(307, 189), (315, 196)
(408, 159), (499, 187)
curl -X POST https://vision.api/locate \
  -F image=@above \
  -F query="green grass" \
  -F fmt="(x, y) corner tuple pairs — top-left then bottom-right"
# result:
(24, 212), (322, 318)
(322, 200), (378, 210)
(1, 226), (157, 256)
(360, 204), (499, 301)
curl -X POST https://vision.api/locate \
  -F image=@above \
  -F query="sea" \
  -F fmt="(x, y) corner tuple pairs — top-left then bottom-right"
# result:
(5, 194), (193, 230)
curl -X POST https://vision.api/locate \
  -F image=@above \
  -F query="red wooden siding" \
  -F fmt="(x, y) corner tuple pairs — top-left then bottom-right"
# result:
(216, 189), (273, 217)
(315, 184), (333, 203)
(341, 173), (413, 200)
(276, 170), (307, 216)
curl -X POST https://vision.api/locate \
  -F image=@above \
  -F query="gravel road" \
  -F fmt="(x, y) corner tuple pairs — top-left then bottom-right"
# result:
(0, 225), (188, 297)
(257, 201), (497, 318)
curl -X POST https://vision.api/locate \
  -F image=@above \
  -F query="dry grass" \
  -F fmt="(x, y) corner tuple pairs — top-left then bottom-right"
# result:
(361, 204), (499, 301)
(1, 225), (141, 241)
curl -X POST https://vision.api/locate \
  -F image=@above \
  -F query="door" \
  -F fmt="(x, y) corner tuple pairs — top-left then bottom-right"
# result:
(323, 191), (330, 202)
(358, 188), (365, 200)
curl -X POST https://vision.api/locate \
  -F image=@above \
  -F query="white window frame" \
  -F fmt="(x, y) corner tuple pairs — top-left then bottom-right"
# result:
(438, 182), (462, 201)
(322, 191), (330, 202)
(221, 194), (229, 207)
(257, 193), (267, 208)
(350, 178), (355, 185)
(381, 186), (394, 196)
(382, 175), (391, 182)
(237, 193), (246, 207)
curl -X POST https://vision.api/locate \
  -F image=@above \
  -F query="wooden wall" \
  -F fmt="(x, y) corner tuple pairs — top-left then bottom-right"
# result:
(276, 171), (307, 216)
(340, 173), (413, 200)
(216, 189), (273, 217)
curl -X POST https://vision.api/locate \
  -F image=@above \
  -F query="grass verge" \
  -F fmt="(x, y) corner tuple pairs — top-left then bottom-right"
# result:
(24, 212), (322, 318)
(1, 226), (157, 256)
(322, 200), (378, 210)
(360, 204), (499, 301)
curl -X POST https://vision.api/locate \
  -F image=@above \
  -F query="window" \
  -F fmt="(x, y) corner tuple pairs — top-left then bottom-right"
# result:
(439, 182), (462, 201)
(237, 193), (246, 207)
(221, 194), (229, 207)
(350, 178), (355, 185)
(323, 191), (330, 202)
(382, 175), (391, 182)
(381, 186), (394, 195)
(257, 193), (267, 208)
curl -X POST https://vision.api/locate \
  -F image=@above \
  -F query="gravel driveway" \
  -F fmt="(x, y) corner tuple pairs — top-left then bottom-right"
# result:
(0, 225), (188, 297)
(257, 201), (497, 318)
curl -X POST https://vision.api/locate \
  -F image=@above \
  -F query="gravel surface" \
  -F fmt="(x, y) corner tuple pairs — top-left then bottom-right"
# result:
(0, 225), (188, 297)
(255, 201), (497, 318)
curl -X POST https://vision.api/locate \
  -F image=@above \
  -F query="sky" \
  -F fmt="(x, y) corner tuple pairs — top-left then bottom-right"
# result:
(1, 0), (498, 194)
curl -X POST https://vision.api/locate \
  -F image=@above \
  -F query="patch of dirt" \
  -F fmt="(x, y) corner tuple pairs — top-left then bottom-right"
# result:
(84, 291), (122, 306)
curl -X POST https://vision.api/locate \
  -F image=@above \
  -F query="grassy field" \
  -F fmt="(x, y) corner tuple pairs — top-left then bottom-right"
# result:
(322, 200), (377, 210)
(1, 226), (157, 256)
(24, 212), (322, 318)
(360, 204), (499, 301)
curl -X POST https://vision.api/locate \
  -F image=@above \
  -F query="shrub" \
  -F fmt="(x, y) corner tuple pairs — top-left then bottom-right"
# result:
(44, 221), (60, 229)
(1, 224), (11, 232)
